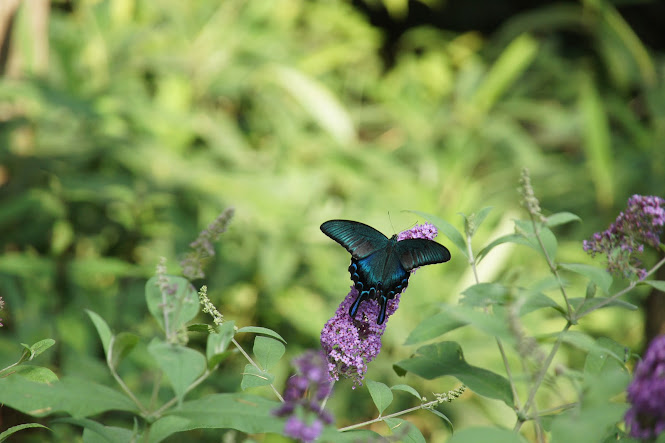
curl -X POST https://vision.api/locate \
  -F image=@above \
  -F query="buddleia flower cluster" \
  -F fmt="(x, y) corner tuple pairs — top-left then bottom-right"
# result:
(625, 335), (665, 439)
(273, 351), (333, 442)
(583, 195), (665, 279)
(320, 223), (439, 387)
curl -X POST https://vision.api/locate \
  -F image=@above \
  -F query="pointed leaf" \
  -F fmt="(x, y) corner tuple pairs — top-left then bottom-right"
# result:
(474, 207), (494, 232)
(514, 220), (557, 259)
(545, 212), (581, 227)
(477, 234), (523, 263)
(236, 326), (286, 344)
(110, 333), (139, 369)
(0, 375), (138, 417)
(12, 365), (59, 384)
(148, 393), (282, 443)
(86, 310), (112, 355)
(427, 408), (454, 433)
(409, 211), (467, 259)
(145, 275), (199, 334)
(207, 321), (235, 369)
(0, 423), (50, 442)
(405, 312), (467, 345)
(253, 336), (285, 371)
(391, 384), (422, 400)
(460, 283), (509, 307)
(642, 280), (665, 292)
(240, 364), (274, 390)
(559, 263), (613, 294)
(384, 418), (425, 443)
(394, 342), (514, 406)
(28, 339), (56, 359)
(366, 380), (393, 415)
(147, 339), (206, 402)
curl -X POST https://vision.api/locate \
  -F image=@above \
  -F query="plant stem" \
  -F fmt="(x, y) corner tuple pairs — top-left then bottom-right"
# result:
(514, 322), (571, 431)
(337, 398), (445, 432)
(107, 336), (149, 416)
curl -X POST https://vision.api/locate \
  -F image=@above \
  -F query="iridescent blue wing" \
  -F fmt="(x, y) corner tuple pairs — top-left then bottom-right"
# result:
(395, 239), (451, 271)
(320, 220), (389, 259)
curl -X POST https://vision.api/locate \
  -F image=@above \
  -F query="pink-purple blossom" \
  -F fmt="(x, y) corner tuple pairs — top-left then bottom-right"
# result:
(583, 195), (665, 279)
(320, 223), (439, 387)
(625, 335), (665, 439)
(273, 351), (333, 442)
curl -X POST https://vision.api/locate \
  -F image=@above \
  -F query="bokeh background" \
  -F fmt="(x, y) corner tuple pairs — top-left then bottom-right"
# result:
(1, 0), (664, 441)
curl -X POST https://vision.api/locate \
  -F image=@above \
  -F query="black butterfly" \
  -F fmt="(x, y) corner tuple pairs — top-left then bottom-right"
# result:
(321, 219), (451, 324)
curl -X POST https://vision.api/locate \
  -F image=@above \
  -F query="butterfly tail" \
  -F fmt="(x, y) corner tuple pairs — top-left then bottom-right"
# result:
(349, 291), (368, 318)
(376, 295), (388, 325)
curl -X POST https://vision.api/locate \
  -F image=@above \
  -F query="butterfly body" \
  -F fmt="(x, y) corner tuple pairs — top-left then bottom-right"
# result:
(321, 220), (450, 324)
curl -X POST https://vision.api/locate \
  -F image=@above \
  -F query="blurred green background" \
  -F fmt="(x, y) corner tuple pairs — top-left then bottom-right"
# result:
(1, 0), (664, 441)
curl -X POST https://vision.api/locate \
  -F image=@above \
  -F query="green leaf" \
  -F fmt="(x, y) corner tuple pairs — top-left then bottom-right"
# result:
(545, 212), (581, 227)
(149, 393), (282, 443)
(476, 234), (523, 263)
(384, 418), (425, 443)
(236, 326), (286, 344)
(473, 207), (494, 232)
(391, 384), (422, 400)
(86, 310), (112, 355)
(147, 339), (206, 402)
(427, 408), (454, 433)
(108, 333), (138, 370)
(447, 427), (528, 443)
(559, 263), (613, 294)
(53, 418), (135, 443)
(409, 211), (467, 259)
(28, 339), (56, 359)
(366, 380), (393, 415)
(0, 375), (137, 417)
(514, 220), (558, 260)
(253, 336), (285, 371)
(271, 66), (355, 145)
(394, 342), (514, 406)
(240, 364), (274, 390)
(584, 337), (628, 377)
(12, 365), (59, 384)
(206, 321), (235, 369)
(145, 275), (199, 335)
(187, 324), (212, 333)
(570, 297), (637, 312)
(471, 33), (539, 112)
(642, 280), (665, 291)
(460, 283), (509, 307)
(0, 423), (50, 442)
(405, 312), (467, 345)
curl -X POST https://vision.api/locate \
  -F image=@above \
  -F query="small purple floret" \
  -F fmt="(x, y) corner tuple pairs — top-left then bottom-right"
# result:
(625, 335), (665, 439)
(584, 195), (665, 279)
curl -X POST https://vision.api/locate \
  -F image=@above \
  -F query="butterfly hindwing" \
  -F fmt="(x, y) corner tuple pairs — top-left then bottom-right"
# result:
(320, 220), (389, 259)
(395, 239), (451, 271)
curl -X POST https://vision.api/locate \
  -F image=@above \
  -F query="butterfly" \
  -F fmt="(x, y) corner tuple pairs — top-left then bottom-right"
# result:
(321, 219), (451, 325)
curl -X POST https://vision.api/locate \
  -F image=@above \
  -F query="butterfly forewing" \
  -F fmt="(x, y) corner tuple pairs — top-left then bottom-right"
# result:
(395, 239), (451, 271)
(320, 220), (389, 259)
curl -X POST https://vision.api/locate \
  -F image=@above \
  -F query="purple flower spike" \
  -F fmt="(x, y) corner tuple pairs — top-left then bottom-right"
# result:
(625, 335), (665, 439)
(321, 223), (439, 387)
(584, 195), (665, 279)
(273, 351), (333, 442)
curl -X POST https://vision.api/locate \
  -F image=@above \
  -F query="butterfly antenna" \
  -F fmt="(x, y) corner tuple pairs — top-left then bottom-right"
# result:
(388, 211), (396, 236)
